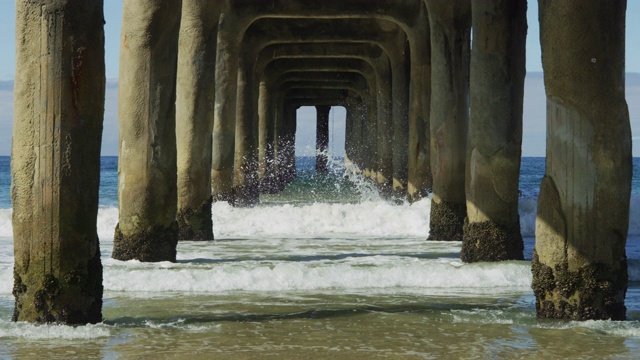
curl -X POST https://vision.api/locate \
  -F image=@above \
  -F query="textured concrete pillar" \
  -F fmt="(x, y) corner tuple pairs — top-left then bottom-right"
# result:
(376, 66), (393, 193)
(271, 93), (287, 191)
(211, 12), (239, 201)
(176, 0), (219, 241)
(282, 104), (298, 185)
(344, 98), (358, 165)
(345, 96), (364, 170)
(12, 0), (104, 323)
(461, 0), (526, 262)
(354, 99), (368, 170)
(391, 43), (410, 199)
(258, 80), (278, 193)
(114, 0), (182, 262)
(426, 0), (471, 241)
(532, 0), (631, 320)
(315, 105), (330, 173)
(363, 96), (379, 181)
(407, 5), (432, 203)
(233, 57), (260, 206)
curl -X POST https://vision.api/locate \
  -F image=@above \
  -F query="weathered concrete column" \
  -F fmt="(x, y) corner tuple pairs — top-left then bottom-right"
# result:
(233, 56), (260, 206)
(114, 0), (182, 262)
(211, 11), (239, 202)
(315, 105), (331, 173)
(460, 0), (526, 262)
(426, 0), (471, 241)
(271, 92), (285, 191)
(282, 103), (298, 185)
(363, 95), (379, 180)
(532, 0), (631, 320)
(176, 0), (219, 241)
(391, 40), (410, 199)
(12, 0), (104, 323)
(344, 97), (358, 166)
(352, 98), (368, 170)
(407, 3), (432, 203)
(258, 80), (279, 193)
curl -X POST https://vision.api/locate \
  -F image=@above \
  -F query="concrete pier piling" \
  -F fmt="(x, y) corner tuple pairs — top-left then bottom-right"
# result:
(211, 10), (240, 202)
(315, 106), (331, 173)
(425, 0), (472, 241)
(532, 0), (631, 320)
(113, 0), (182, 262)
(407, 2), (433, 203)
(461, 0), (527, 262)
(176, 0), (220, 240)
(12, 0), (105, 323)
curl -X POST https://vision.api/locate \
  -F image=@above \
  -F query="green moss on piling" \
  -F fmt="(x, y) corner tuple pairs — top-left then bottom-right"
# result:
(177, 197), (214, 241)
(113, 222), (178, 262)
(13, 239), (103, 324)
(531, 250), (627, 320)
(428, 200), (466, 241)
(461, 218), (524, 262)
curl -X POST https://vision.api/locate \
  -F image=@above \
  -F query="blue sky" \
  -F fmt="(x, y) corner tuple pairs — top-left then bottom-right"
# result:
(0, 1), (639, 156)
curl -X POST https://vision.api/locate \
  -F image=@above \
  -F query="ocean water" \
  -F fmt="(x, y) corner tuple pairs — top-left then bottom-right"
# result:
(0, 156), (640, 358)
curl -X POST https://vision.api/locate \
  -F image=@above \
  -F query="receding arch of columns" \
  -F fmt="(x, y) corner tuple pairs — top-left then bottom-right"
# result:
(275, 84), (365, 186)
(276, 88), (355, 187)
(260, 58), (380, 191)
(275, 81), (367, 181)
(258, 71), (369, 189)
(262, 58), (391, 192)
(244, 20), (411, 196)
(212, 3), (433, 202)
(275, 72), (371, 180)
(231, 18), (404, 203)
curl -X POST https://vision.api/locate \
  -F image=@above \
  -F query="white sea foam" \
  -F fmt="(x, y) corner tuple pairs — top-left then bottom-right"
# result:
(2, 195), (640, 239)
(0, 321), (112, 340)
(100, 257), (532, 295)
(534, 319), (640, 337)
(211, 198), (431, 239)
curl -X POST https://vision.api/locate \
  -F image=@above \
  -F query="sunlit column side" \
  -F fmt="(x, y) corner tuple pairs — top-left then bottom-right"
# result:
(113, 0), (182, 261)
(532, 0), (631, 320)
(176, 0), (220, 240)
